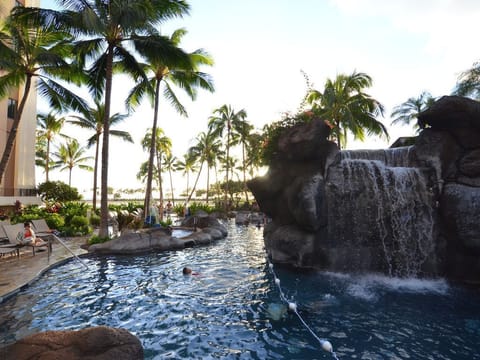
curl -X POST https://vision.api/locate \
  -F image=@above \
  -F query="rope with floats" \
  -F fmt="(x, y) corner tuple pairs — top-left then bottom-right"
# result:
(267, 261), (339, 359)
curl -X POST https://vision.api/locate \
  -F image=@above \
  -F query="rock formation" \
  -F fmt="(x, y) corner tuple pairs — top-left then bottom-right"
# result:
(1, 326), (143, 360)
(248, 96), (480, 284)
(88, 215), (227, 254)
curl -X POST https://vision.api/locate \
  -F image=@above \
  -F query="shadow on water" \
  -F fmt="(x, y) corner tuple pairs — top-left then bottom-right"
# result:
(1, 221), (480, 359)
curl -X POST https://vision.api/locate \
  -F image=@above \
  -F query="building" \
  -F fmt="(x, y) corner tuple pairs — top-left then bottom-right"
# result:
(0, 0), (41, 208)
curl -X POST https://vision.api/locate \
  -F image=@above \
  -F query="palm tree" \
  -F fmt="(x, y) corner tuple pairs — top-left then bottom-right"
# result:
(163, 153), (177, 206)
(208, 105), (247, 209)
(305, 71), (389, 149)
(174, 153), (198, 199)
(231, 116), (253, 202)
(25, 0), (192, 236)
(68, 100), (133, 210)
(187, 130), (220, 203)
(0, 9), (87, 183)
(390, 91), (435, 131)
(454, 61), (480, 99)
(141, 128), (172, 217)
(53, 139), (93, 187)
(127, 27), (214, 222)
(37, 112), (68, 182)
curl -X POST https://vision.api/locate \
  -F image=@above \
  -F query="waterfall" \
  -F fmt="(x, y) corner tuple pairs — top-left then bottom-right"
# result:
(326, 150), (436, 277)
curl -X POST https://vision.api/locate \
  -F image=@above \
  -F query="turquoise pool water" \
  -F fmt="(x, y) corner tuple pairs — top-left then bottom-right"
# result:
(1, 222), (479, 359)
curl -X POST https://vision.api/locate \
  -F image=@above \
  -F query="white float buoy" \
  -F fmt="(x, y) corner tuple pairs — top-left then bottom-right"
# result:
(321, 340), (333, 353)
(269, 263), (274, 269)
(288, 302), (297, 312)
(275, 278), (280, 285)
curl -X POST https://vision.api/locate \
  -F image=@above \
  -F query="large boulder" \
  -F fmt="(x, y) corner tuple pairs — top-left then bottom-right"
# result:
(1, 326), (143, 360)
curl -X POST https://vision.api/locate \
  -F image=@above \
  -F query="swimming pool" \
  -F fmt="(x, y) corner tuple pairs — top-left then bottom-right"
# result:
(1, 221), (479, 359)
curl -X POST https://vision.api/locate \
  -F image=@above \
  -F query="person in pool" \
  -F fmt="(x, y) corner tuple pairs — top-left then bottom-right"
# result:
(182, 267), (199, 275)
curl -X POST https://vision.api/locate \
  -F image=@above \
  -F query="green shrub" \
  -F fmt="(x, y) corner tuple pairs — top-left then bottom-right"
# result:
(89, 213), (100, 226)
(88, 235), (111, 245)
(37, 181), (82, 202)
(62, 215), (92, 236)
(45, 213), (65, 230)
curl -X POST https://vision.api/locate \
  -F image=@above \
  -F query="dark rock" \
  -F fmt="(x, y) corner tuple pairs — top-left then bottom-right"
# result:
(1, 326), (143, 360)
(418, 95), (480, 130)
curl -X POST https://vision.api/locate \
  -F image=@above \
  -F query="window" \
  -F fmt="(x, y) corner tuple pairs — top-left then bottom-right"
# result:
(7, 98), (17, 119)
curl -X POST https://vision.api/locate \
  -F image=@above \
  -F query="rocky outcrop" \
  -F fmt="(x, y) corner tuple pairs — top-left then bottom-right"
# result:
(88, 216), (227, 255)
(1, 326), (143, 360)
(248, 96), (480, 284)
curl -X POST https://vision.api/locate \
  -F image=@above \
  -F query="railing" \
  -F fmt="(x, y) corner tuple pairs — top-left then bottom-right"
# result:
(0, 187), (37, 197)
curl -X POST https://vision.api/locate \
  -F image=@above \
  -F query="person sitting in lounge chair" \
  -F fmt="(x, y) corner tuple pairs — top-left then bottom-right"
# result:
(18, 222), (47, 247)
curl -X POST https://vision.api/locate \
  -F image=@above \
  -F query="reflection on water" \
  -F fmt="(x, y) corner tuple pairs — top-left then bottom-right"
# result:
(1, 221), (480, 359)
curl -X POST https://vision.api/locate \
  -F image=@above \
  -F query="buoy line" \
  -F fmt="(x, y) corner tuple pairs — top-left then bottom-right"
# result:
(267, 261), (340, 359)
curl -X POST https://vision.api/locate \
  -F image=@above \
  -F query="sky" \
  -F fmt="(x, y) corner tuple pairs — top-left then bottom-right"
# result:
(37, 0), (480, 198)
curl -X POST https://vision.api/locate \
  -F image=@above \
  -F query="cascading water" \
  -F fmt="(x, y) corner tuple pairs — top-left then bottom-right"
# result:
(326, 147), (437, 277)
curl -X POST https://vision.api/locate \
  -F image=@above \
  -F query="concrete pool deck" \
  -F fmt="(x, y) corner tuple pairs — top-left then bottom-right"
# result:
(0, 236), (89, 302)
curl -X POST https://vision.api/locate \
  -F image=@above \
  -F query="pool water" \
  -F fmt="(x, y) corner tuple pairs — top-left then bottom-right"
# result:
(1, 221), (480, 359)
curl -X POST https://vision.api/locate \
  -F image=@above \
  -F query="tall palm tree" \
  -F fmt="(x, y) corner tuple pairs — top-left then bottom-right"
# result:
(68, 100), (133, 210)
(127, 27), (214, 222)
(37, 112), (68, 182)
(163, 153), (177, 205)
(454, 61), (480, 99)
(305, 71), (389, 149)
(0, 9), (87, 183)
(208, 105), (247, 208)
(53, 139), (93, 187)
(187, 130), (220, 203)
(231, 116), (253, 202)
(25, 0), (191, 236)
(174, 153), (198, 199)
(390, 91), (435, 131)
(141, 128), (172, 214)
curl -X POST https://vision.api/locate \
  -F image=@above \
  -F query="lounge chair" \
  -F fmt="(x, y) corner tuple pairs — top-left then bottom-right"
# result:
(0, 222), (20, 258)
(31, 219), (58, 236)
(1, 223), (51, 256)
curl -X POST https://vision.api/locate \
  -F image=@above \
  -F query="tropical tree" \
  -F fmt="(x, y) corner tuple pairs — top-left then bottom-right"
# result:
(208, 105), (247, 208)
(390, 91), (435, 130)
(37, 111), (68, 182)
(174, 153), (198, 199)
(127, 27), (214, 222)
(68, 100), (133, 210)
(453, 61), (480, 99)
(53, 139), (93, 186)
(141, 128), (172, 212)
(187, 130), (220, 203)
(305, 71), (389, 149)
(0, 9), (87, 184)
(231, 117), (253, 202)
(162, 153), (177, 205)
(245, 132), (264, 177)
(23, 0), (192, 236)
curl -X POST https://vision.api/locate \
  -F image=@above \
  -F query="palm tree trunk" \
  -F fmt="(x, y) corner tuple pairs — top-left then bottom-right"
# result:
(92, 133), (100, 211)
(187, 161), (204, 203)
(156, 150), (163, 221)
(99, 45), (114, 237)
(68, 167), (72, 187)
(46, 138), (51, 182)
(225, 125), (230, 210)
(206, 165), (210, 204)
(168, 167), (174, 206)
(242, 142), (249, 203)
(0, 75), (32, 184)
(144, 79), (161, 223)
